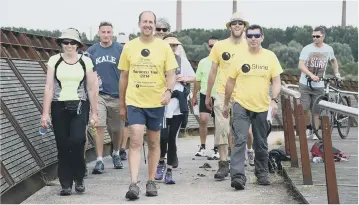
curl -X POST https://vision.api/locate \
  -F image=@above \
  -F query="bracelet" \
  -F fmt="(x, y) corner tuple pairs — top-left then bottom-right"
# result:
(166, 89), (172, 94)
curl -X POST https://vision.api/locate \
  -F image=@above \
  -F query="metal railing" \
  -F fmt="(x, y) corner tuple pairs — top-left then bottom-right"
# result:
(281, 84), (359, 204)
(316, 100), (358, 204)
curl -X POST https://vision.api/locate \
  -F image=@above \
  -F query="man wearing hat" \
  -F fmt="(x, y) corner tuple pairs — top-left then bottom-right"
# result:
(155, 34), (195, 184)
(205, 12), (249, 180)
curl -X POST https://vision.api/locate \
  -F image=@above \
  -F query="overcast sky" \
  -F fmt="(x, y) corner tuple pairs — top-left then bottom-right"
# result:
(1, 0), (358, 39)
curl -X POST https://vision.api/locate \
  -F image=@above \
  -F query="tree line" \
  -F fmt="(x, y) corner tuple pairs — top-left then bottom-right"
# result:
(2, 26), (358, 79)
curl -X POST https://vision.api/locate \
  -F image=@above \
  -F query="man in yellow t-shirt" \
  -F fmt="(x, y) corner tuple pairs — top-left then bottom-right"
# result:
(118, 11), (178, 200)
(205, 12), (249, 180)
(222, 24), (283, 190)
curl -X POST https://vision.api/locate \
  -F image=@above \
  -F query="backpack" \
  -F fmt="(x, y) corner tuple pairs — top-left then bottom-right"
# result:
(268, 149), (290, 173)
(310, 142), (349, 162)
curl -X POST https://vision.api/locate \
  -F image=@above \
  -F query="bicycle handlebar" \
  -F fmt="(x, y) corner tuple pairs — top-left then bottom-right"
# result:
(306, 76), (343, 90)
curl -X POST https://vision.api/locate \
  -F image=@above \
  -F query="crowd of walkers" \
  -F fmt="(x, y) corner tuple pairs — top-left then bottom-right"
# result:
(40, 9), (341, 200)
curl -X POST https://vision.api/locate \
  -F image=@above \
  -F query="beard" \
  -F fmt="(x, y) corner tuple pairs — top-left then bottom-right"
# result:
(231, 29), (244, 39)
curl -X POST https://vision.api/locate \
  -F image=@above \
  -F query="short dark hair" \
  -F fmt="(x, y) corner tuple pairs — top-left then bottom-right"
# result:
(99, 21), (113, 29)
(163, 33), (177, 40)
(138, 11), (157, 24)
(313, 26), (326, 35)
(209, 36), (218, 41)
(245, 24), (264, 35)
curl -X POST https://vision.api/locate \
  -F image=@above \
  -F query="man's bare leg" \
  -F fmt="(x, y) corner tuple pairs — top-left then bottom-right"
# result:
(246, 127), (255, 166)
(120, 126), (129, 160)
(195, 113), (209, 157)
(146, 129), (161, 181)
(128, 124), (145, 183)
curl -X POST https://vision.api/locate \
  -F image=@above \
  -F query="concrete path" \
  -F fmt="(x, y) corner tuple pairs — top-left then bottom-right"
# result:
(23, 132), (299, 204)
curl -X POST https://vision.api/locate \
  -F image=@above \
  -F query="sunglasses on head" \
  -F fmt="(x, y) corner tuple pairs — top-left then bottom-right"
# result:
(231, 21), (244, 26)
(312, 35), (322, 38)
(156, 28), (168, 32)
(246, 34), (261, 39)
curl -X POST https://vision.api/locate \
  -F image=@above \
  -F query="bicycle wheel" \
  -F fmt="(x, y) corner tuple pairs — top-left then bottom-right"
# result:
(311, 95), (334, 140)
(337, 95), (352, 139)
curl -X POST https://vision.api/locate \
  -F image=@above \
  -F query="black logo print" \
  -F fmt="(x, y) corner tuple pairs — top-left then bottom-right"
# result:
(222, 52), (231, 61)
(242, 64), (250, 73)
(141, 49), (150, 57)
(136, 84), (139, 88)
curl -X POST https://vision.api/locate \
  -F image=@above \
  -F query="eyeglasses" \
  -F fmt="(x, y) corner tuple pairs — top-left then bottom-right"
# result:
(156, 28), (168, 32)
(312, 35), (322, 38)
(208, 44), (214, 48)
(231, 21), (244, 26)
(246, 34), (261, 39)
(62, 40), (77, 45)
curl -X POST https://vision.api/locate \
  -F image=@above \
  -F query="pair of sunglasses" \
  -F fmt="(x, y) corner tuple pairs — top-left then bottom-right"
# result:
(231, 21), (244, 26)
(208, 44), (214, 48)
(312, 35), (322, 38)
(156, 28), (168, 32)
(62, 40), (77, 45)
(246, 34), (261, 39)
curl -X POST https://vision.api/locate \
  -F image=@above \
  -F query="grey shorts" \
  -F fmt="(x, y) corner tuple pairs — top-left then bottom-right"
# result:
(299, 83), (324, 113)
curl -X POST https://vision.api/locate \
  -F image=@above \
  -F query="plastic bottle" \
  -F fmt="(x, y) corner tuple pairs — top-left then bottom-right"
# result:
(39, 120), (51, 135)
(312, 157), (323, 163)
(193, 104), (199, 116)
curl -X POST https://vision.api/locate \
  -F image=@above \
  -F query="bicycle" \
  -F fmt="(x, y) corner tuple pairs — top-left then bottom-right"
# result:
(307, 76), (353, 140)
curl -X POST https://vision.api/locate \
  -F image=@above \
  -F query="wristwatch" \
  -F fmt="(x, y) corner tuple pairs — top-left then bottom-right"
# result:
(271, 98), (279, 103)
(166, 89), (172, 94)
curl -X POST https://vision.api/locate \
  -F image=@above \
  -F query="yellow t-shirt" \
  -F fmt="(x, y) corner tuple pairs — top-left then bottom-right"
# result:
(228, 48), (283, 112)
(209, 38), (248, 95)
(47, 54), (93, 101)
(118, 37), (178, 108)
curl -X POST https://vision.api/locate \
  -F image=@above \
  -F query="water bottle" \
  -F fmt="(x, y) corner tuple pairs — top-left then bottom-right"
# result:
(193, 104), (199, 116)
(39, 120), (51, 135)
(312, 156), (323, 163)
(97, 74), (103, 92)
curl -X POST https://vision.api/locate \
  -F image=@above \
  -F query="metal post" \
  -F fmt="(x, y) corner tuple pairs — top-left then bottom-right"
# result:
(321, 116), (340, 204)
(297, 104), (313, 185)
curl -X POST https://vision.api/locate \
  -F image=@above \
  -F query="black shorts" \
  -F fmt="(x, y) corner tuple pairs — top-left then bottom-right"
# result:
(199, 93), (215, 117)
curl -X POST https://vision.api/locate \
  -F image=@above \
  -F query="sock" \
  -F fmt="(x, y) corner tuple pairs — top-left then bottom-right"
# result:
(213, 146), (218, 152)
(113, 150), (119, 156)
(167, 168), (172, 172)
(306, 124), (312, 130)
(159, 160), (165, 164)
(248, 148), (254, 152)
(120, 148), (126, 152)
(96, 157), (103, 162)
(201, 144), (206, 149)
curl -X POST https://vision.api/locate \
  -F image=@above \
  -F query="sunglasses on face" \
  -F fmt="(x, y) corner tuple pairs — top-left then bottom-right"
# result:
(156, 28), (168, 32)
(312, 35), (322, 38)
(62, 40), (77, 45)
(246, 34), (261, 39)
(231, 21), (244, 26)
(208, 44), (214, 48)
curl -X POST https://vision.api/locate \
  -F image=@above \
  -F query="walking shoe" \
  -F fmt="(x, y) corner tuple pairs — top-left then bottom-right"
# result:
(125, 182), (140, 200)
(195, 146), (207, 157)
(212, 148), (220, 160)
(214, 161), (229, 180)
(154, 162), (166, 180)
(165, 171), (175, 184)
(172, 157), (179, 169)
(60, 187), (72, 196)
(92, 160), (104, 174)
(75, 180), (85, 193)
(146, 180), (158, 196)
(231, 176), (246, 190)
(247, 149), (255, 166)
(112, 154), (124, 169)
(120, 150), (127, 161)
(257, 176), (270, 186)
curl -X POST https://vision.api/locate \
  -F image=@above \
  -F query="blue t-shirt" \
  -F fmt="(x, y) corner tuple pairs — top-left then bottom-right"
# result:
(87, 42), (123, 97)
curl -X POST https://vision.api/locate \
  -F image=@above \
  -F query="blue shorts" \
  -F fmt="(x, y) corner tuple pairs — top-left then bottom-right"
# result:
(127, 106), (165, 131)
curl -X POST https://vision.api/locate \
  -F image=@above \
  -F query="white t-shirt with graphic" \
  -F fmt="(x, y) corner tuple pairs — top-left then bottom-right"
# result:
(298, 43), (335, 88)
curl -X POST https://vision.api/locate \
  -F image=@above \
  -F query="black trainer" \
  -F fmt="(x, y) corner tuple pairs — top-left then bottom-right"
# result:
(120, 150), (127, 161)
(125, 183), (140, 200)
(257, 176), (270, 185)
(92, 160), (104, 174)
(146, 180), (158, 197)
(214, 161), (229, 180)
(231, 176), (246, 190)
(75, 180), (85, 193)
(60, 187), (72, 196)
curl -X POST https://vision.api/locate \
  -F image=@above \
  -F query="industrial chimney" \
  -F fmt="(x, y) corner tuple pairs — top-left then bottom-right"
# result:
(341, 0), (346, 27)
(176, 0), (182, 32)
(233, 0), (237, 13)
